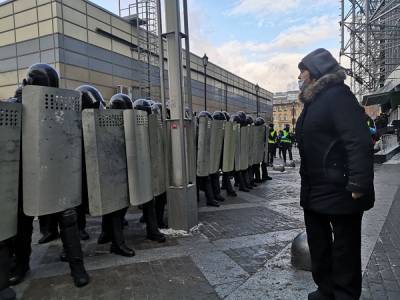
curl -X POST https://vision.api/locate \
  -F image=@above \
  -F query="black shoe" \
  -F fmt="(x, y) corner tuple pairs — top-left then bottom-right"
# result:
(38, 232), (59, 244)
(70, 265), (90, 288)
(227, 190), (237, 197)
(122, 218), (129, 227)
(265, 176), (272, 180)
(308, 290), (334, 300)
(0, 288), (16, 300)
(139, 215), (145, 223)
(79, 230), (90, 241)
(215, 194), (225, 202)
(147, 231), (166, 243)
(254, 179), (262, 183)
(97, 232), (111, 244)
(110, 244), (135, 257)
(206, 200), (220, 207)
(9, 264), (29, 286)
(59, 250), (68, 262)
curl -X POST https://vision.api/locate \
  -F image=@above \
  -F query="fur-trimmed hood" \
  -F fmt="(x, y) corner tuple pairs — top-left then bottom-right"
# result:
(299, 69), (346, 103)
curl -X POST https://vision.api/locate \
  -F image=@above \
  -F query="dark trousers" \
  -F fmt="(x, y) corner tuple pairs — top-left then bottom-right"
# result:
(267, 143), (275, 165)
(304, 210), (363, 300)
(0, 240), (12, 291)
(282, 143), (293, 163)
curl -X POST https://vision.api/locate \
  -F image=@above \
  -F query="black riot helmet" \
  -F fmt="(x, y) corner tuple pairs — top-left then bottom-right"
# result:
(237, 111), (247, 125)
(76, 85), (106, 110)
(254, 117), (265, 126)
(269, 123), (274, 129)
(23, 63), (59, 87)
(108, 93), (133, 109)
(133, 98), (152, 114)
(230, 114), (241, 123)
(198, 111), (212, 119)
(151, 102), (162, 114)
(212, 111), (227, 121)
(246, 115), (254, 125)
(222, 111), (230, 121)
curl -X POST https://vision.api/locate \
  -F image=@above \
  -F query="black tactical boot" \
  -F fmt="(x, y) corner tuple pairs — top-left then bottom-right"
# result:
(9, 212), (33, 286)
(97, 215), (112, 244)
(235, 172), (249, 192)
(261, 162), (272, 181)
(308, 289), (334, 300)
(211, 173), (225, 202)
(0, 288), (16, 300)
(242, 170), (253, 189)
(155, 194), (168, 229)
(203, 177), (220, 207)
(248, 168), (257, 187)
(59, 209), (90, 288)
(109, 211), (135, 257)
(143, 200), (166, 242)
(0, 241), (16, 300)
(222, 173), (237, 197)
(38, 214), (59, 244)
(254, 164), (262, 183)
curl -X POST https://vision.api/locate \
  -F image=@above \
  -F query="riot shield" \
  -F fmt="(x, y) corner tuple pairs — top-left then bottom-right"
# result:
(196, 117), (211, 177)
(22, 86), (82, 217)
(209, 120), (225, 174)
(233, 123), (241, 171)
(255, 126), (266, 164)
(185, 119), (197, 184)
(124, 110), (153, 206)
(0, 102), (21, 241)
(263, 127), (270, 162)
(239, 126), (249, 170)
(247, 125), (255, 166)
(222, 122), (235, 173)
(82, 109), (129, 216)
(149, 114), (166, 197)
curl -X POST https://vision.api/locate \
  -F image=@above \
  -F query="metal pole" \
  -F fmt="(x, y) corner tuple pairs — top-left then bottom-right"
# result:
(204, 65), (207, 110)
(224, 83), (228, 112)
(182, 0), (193, 116)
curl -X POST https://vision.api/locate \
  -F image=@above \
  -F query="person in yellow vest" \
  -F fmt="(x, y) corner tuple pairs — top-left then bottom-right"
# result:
(267, 123), (278, 166)
(281, 124), (293, 164)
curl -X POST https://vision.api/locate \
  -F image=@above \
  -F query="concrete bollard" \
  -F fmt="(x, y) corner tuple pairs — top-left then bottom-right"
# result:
(273, 165), (285, 172)
(291, 231), (312, 271)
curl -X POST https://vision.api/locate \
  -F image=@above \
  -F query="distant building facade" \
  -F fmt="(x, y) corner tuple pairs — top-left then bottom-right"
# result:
(0, 0), (273, 120)
(273, 90), (302, 131)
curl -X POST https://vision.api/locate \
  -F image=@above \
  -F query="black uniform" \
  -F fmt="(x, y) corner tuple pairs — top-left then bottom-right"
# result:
(10, 64), (89, 288)
(296, 49), (374, 300)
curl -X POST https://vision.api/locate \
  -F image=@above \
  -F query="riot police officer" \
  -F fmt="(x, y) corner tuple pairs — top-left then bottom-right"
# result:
(9, 64), (90, 288)
(245, 115), (257, 188)
(150, 102), (168, 228)
(253, 117), (272, 182)
(0, 88), (22, 300)
(95, 93), (136, 255)
(220, 112), (237, 197)
(132, 99), (166, 242)
(197, 111), (220, 207)
(210, 111), (227, 202)
(234, 111), (252, 191)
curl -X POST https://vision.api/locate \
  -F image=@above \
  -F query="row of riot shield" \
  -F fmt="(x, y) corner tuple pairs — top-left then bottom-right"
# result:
(1, 85), (174, 228)
(196, 118), (268, 178)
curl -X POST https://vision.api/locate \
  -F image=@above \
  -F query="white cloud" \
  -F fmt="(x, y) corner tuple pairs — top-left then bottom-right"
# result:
(229, 0), (299, 15)
(188, 13), (340, 92)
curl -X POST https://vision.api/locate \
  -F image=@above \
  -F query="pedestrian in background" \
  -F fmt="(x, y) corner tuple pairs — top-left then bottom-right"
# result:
(267, 123), (278, 166)
(296, 48), (375, 300)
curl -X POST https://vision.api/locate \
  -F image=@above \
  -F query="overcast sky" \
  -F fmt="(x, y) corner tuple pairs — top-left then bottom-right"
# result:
(89, 0), (341, 93)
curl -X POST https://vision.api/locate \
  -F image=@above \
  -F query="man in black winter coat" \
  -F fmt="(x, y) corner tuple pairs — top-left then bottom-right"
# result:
(296, 48), (375, 300)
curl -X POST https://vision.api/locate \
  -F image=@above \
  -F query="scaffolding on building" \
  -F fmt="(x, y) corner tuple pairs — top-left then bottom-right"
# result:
(119, 0), (159, 99)
(340, 0), (400, 98)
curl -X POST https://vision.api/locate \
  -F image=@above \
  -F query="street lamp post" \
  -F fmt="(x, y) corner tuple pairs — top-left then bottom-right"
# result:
(292, 100), (296, 129)
(255, 83), (260, 117)
(202, 53), (208, 111)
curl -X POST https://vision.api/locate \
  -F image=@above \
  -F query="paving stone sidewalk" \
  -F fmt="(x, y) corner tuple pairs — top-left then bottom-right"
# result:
(14, 151), (400, 299)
